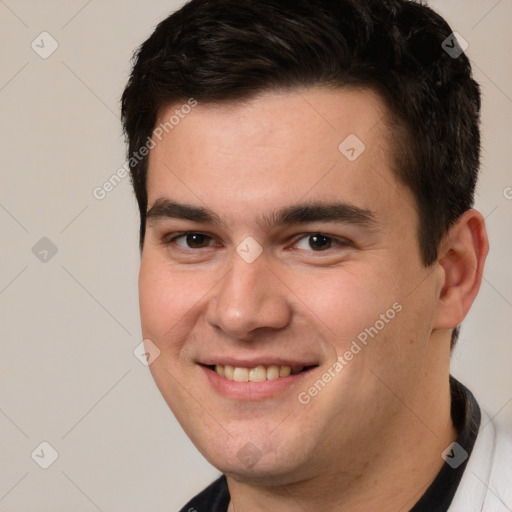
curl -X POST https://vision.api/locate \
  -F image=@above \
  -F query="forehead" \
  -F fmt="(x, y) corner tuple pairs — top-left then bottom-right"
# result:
(146, 87), (414, 229)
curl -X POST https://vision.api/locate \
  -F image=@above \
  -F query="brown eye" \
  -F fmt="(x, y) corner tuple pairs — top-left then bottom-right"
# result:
(186, 233), (209, 248)
(308, 233), (332, 251)
(171, 232), (213, 249)
(293, 233), (351, 253)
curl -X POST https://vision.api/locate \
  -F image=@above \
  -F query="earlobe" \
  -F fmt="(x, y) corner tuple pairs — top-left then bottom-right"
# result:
(434, 209), (489, 330)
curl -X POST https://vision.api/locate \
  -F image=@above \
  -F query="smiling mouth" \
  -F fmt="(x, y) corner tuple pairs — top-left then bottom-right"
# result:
(206, 364), (317, 382)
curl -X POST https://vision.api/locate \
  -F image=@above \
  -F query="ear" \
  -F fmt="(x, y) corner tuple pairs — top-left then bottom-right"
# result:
(434, 209), (489, 330)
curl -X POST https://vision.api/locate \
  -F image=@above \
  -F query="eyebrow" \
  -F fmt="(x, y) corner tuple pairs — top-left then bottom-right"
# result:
(265, 202), (376, 228)
(146, 198), (377, 229)
(147, 199), (223, 225)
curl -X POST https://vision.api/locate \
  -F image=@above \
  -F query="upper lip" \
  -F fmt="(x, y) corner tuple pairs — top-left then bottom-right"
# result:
(199, 357), (319, 367)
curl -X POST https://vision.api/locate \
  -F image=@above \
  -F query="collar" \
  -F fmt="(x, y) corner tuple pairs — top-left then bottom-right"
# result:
(410, 376), (481, 512)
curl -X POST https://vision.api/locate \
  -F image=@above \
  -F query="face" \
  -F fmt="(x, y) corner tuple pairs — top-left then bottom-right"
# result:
(139, 87), (443, 484)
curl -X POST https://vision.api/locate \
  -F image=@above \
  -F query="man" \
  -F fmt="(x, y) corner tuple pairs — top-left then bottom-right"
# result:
(121, 0), (512, 510)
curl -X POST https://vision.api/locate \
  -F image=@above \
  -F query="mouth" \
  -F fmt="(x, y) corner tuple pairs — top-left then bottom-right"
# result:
(199, 362), (319, 400)
(206, 363), (315, 382)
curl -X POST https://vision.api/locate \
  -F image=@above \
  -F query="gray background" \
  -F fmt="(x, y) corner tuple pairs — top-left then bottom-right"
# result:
(0, 0), (511, 510)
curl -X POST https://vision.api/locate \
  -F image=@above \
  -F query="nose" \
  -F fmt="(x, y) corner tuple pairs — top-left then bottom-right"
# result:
(206, 253), (292, 339)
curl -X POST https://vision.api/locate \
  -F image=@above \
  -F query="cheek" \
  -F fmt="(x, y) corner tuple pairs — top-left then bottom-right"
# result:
(293, 267), (395, 347)
(138, 258), (202, 342)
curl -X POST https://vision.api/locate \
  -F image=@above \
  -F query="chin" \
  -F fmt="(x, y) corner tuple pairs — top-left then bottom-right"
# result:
(200, 434), (316, 486)
(221, 461), (304, 486)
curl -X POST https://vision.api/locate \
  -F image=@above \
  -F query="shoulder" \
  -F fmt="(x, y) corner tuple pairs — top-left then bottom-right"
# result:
(485, 422), (512, 510)
(178, 475), (230, 512)
(449, 412), (512, 512)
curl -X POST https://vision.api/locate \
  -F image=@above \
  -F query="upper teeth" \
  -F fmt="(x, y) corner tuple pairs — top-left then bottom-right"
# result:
(214, 364), (304, 382)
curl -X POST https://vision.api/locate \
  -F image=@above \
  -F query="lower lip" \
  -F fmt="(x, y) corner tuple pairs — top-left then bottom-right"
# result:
(200, 365), (315, 401)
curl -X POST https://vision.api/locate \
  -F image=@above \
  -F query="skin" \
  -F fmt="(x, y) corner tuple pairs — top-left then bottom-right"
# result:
(139, 87), (488, 511)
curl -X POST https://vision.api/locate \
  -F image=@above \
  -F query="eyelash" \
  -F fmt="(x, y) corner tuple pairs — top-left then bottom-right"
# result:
(162, 231), (352, 253)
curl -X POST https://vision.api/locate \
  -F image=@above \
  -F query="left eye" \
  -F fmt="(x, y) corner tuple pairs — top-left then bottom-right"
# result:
(294, 233), (348, 252)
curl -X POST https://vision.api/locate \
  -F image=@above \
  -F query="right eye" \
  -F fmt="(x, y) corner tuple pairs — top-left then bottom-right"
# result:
(166, 232), (216, 249)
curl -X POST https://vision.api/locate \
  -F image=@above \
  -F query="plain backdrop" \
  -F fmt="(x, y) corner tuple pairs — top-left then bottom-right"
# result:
(0, 1), (511, 510)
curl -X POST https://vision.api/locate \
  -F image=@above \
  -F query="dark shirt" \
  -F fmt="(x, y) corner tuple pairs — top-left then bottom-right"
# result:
(179, 376), (480, 512)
